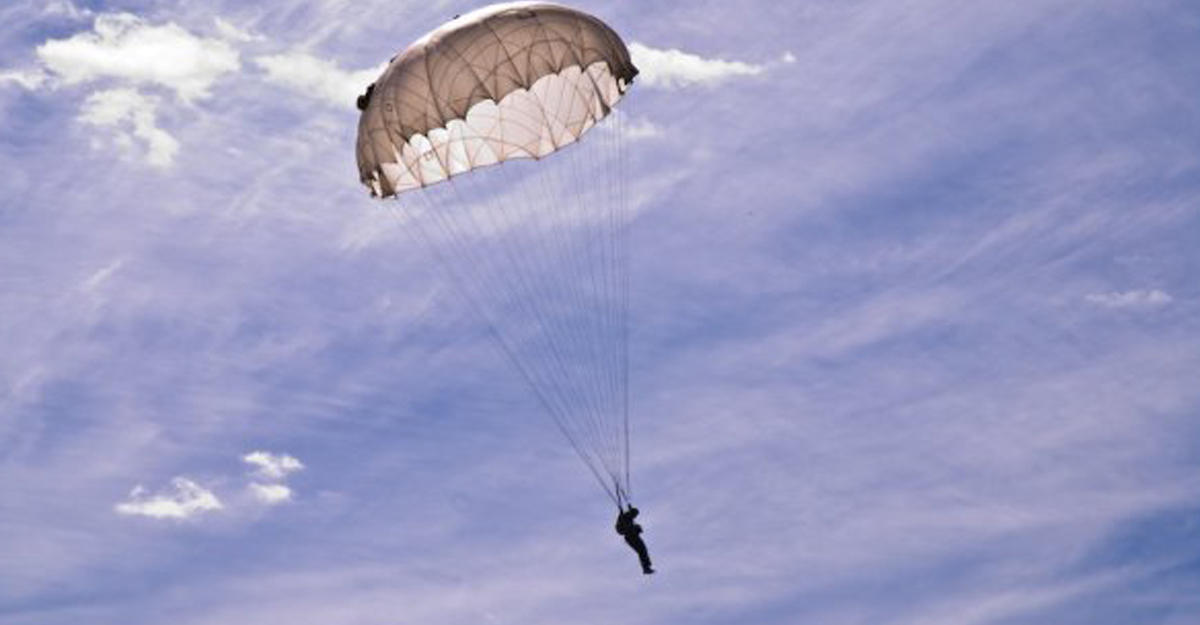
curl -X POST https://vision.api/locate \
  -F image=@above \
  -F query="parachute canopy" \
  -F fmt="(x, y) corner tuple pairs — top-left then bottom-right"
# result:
(356, 1), (639, 197)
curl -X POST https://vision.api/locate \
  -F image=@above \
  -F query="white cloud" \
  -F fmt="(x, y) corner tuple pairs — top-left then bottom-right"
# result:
(255, 52), (383, 108)
(629, 42), (765, 89)
(1084, 289), (1172, 309)
(249, 482), (293, 505)
(243, 450), (304, 480)
(79, 88), (179, 168)
(781, 51), (797, 64)
(243, 452), (303, 506)
(0, 69), (48, 90)
(114, 477), (223, 520)
(36, 13), (239, 101)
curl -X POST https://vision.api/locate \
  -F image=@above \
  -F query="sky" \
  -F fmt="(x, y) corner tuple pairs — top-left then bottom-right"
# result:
(2, 0), (1199, 623)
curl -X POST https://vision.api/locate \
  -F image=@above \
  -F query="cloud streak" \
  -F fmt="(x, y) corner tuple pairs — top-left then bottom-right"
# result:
(628, 42), (765, 88)
(1084, 289), (1172, 310)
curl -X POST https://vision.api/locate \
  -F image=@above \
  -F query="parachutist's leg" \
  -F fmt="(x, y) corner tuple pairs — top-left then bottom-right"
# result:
(637, 545), (653, 574)
(625, 535), (654, 574)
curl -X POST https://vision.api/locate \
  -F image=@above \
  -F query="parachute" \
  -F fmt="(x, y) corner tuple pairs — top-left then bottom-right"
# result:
(356, 2), (639, 507)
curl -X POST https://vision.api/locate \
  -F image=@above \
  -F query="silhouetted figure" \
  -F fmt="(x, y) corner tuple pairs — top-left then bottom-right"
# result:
(615, 505), (654, 574)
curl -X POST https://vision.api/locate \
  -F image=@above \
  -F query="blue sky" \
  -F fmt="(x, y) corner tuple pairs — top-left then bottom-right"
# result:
(2, 1), (1199, 623)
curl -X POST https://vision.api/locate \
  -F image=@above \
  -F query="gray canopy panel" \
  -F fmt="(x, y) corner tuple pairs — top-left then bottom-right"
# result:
(356, 2), (638, 197)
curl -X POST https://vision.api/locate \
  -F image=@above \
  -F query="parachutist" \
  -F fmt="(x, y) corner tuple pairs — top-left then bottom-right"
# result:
(616, 504), (654, 574)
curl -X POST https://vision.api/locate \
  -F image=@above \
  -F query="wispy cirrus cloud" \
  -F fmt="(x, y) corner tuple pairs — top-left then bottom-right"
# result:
(114, 477), (223, 520)
(1084, 289), (1172, 310)
(213, 16), (263, 43)
(40, 0), (93, 21)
